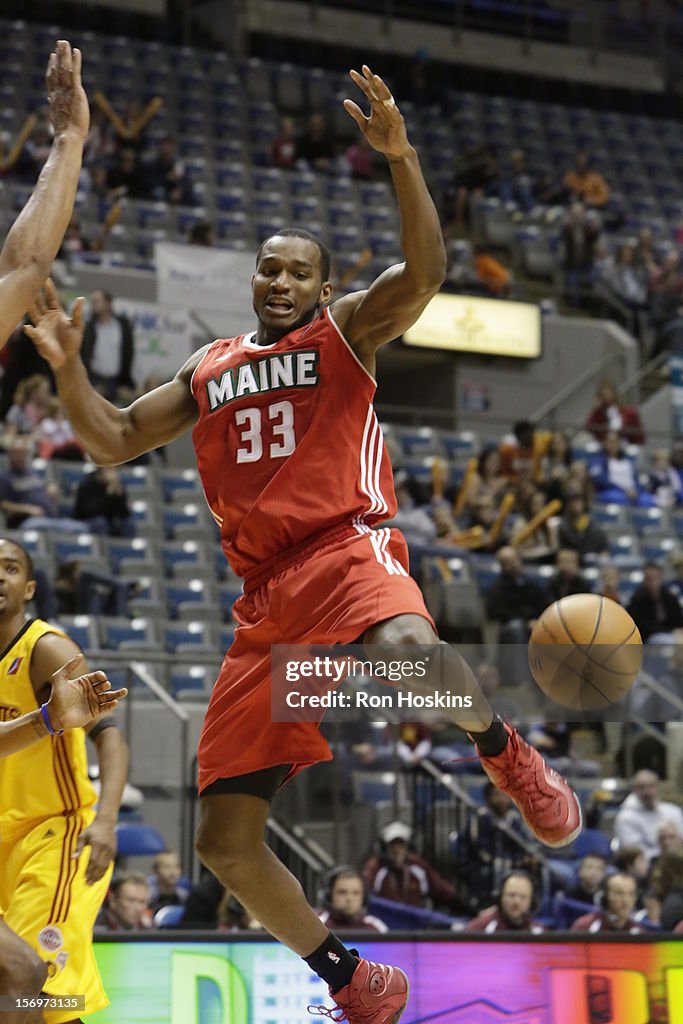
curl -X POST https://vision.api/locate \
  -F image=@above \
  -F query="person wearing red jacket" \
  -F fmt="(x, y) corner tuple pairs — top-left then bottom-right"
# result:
(465, 871), (546, 933)
(362, 822), (455, 910)
(585, 381), (645, 445)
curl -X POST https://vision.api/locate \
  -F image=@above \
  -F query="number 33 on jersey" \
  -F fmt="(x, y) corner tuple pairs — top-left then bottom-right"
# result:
(191, 307), (398, 579)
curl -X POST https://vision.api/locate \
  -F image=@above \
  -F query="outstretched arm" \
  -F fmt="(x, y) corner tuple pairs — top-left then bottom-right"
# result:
(331, 66), (446, 369)
(0, 41), (89, 344)
(26, 280), (203, 466)
(0, 655), (126, 758)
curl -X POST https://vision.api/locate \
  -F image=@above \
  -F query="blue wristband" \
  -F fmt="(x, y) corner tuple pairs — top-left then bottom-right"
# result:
(40, 703), (64, 736)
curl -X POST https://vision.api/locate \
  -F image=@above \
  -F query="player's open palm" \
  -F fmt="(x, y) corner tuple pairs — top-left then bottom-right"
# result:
(25, 278), (85, 371)
(46, 40), (89, 139)
(48, 655), (128, 732)
(344, 65), (410, 160)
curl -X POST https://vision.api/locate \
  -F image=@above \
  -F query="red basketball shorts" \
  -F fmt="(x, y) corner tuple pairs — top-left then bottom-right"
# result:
(197, 525), (435, 792)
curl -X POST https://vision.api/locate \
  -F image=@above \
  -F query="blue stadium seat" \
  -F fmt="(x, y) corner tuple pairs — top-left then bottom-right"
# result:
(57, 615), (98, 652)
(118, 466), (152, 494)
(219, 626), (236, 651)
(55, 462), (89, 497)
(101, 617), (156, 651)
(164, 621), (212, 653)
(160, 469), (201, 503)
(397, 427), (443, 457)
(107, 538), (153, 574)
(163, 504), (202, 539)
(218, 584), (243, 621)
(591, 504), (625, 528)
(115, 823), (166, 856)
(52, 534), (100, 563)
(165, 579), (211, 619)
(161, 542), (206, 577)
(169, 665), (215, 697)
(441, 431), (478, 459)
(629, 506), (667, 535)
(154, 904), (185, 928)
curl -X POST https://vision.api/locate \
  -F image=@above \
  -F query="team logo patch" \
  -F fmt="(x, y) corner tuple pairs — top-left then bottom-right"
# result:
(7, 657), (22, 675)
(38, 926), (64, 953)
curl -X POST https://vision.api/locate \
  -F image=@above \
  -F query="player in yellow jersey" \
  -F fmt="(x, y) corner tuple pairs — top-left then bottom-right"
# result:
(0, 538), (130, 1024)
(0, 656), (127, 1023)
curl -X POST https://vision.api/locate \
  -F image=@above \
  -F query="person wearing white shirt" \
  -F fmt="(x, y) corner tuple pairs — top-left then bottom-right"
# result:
(615, 770), (683, 863)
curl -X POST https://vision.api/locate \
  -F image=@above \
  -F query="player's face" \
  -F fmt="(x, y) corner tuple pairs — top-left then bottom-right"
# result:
(0, 542), (35, 617)
(331, 877), (364, 917)
(500, 878), (533, 925)
(252, 237), (332, 340)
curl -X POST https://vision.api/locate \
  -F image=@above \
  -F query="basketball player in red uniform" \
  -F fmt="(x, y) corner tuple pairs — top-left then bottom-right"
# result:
(27, 66), (581, 1024)
(0, 39), (95, 1023)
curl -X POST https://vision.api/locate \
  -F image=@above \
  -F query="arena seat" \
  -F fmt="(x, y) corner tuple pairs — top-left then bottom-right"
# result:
(100, 617), (158, 652)
(57, 615), (98, 652)
(153, 904), (186, 928)
(115, 823), (166, 857)
(169, 665), (216, 698)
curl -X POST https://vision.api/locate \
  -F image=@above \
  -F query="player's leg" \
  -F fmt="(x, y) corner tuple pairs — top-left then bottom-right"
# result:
(0, 920), (49, 1024)
(196, 768), (409, 1022)
(363, 612), (582, 848)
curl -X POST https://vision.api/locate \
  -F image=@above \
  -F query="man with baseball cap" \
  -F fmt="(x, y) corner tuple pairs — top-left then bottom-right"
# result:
(362, 821), (456, 910)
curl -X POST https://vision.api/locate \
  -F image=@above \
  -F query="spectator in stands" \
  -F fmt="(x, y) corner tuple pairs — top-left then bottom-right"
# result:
(635, 226), (658, 281)
(105, 147), (147, 200)
(217, 893), (263, 932)
(612, 846), (649, 902)
(648, 448), (683, 508)
(316, 868), (387, 933)
(390, 471), (437, 548)
(144, 136), (194, 206)
(657, 822), (683, 859)
(3, 374), (52, 441)
(344, 135), (375, 180)
(510, 488), (558, 563)
(564, 853), (607, 905)
(467, 494), (510, 552)
(485, 546), (548, 645)
(188, 220), (215, 247)
(363, 821), (456, 911)
(36, 398), (84, 461)
(590, 431), (653, 506)
(562, 202), (601, 309)
(11, 113), (52, 183)
(93, 94), (163, 153)
(571, 873), (645, 933)
(396, 720), (432, 767)
(84, 104), (116, 167)
(0, 321), (53, 420)
(473, 243), (512, 297)
(465, 871), (545, 934)
(458, 784), (526, 908)
(542, 431), (572, 502)
(271, 116), (298, 170)
(58, 205), (121, 263)
(467, 447), (509, 508)
(498, 420), (550, 484)
(627, 564), (683, 643)
(650, 250), (683, 357)
(599, 564), (622, 604)
(615, 770), (683, 862)
(55, 559), (133, 618)
(148, 851), (190, 915)
(95, 872), (153, 931)
(563, 152), (610, 209)
(73, 466), (134, 537)
(584, 381), (645, 446)
(653, 852), (683, 930)
(557, 490), (608, 563)
(296, 112), (335, 172)
(546, 548), (592, 602)
(0, 438), (81, 530)
(498, 149), (535, 213)
(181, 868), (224, 928)
(82, 290), (136, 400)
(597, 242), (648, 338)
(447, 144), (499, 233)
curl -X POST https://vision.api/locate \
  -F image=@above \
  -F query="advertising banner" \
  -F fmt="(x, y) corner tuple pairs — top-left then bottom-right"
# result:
(404, 293), (542, 359)
(90, 936), (683, 1024)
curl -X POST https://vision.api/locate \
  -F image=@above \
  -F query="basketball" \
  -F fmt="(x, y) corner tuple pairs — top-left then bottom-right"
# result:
(528, 594), (643, 710)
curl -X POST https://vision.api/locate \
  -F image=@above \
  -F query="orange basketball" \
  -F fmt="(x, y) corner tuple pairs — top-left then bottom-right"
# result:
(528, 594), (643, 711)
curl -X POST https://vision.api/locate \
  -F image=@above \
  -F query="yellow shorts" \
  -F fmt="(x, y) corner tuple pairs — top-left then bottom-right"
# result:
(0, 812), (112, 1024)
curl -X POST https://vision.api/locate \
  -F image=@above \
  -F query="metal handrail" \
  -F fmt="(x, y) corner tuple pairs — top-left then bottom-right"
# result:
(529, 352), (618, 428)
(617, 351), (670, 404)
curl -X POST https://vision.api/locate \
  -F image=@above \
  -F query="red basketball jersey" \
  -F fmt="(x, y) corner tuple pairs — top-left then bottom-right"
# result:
(191, 307), (397, 578)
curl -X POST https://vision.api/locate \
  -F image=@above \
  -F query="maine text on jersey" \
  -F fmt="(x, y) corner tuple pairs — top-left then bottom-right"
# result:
(206, 351), (320, 412)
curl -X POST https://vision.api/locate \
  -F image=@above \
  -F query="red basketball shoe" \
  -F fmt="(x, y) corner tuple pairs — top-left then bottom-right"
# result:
(309, 956), (409, 1023)
(475, 722), (582, 848)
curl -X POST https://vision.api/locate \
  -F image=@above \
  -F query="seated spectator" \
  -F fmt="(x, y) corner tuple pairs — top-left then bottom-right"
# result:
(542, 431), (572, 502)
(216, 893), (263, 932)
(599, 564), (622, 604)
(95, 873), (153, 931)
(465, 871), (545, 934)
(653, 852), (683, 931)
(473, 244), (512, 297)
(615, 770), (683, 863)
(458, 784), (526, 908)
(316, 868), (387, 933)
(82, 290), (136, 400)
(546, 548), (592, 602)
(36, 398), (84, 460)
(556, 490), (608, 563)
(390, 472), (437, 548)
(148, 851), (190, 915)
(447, 144), (499, 233)
(648, 448), (683, 508)
(0, 321), (53, 420)
(510, 488), (558, 564)
(563, 152), (610, 208)
(649, 249), (683, 356)
(58, 207), (121, 263)
(562, 202), (601, 309)
(585, 380), (645, 446)
(612, 846), (649, 904)
(590, 431), (653, 506)
(627, 564), (683, 643)
(498, 420), (551, 484)
(84, 104), (116, 167)
(467, 494), (510, 552)
(498, 148), (535, 212)
(55, 560), (135, 618)
(296, 113), (335, 172)
(3, 374), (52, 441)
(0, 438), (76, 530)
(363, 821), (456, 910)
(396, 720), (432, 768)
(144, 136), (194, 205)
(485, 546), (548, 645)
(344, 135), (374, 180)
(571, 873), (646, 933)
(93, 93), (163, 152)
(563, 853), (607, 905)
(9, 113), (51, 183)
(188, 220), (215, 247)
(467, 447), (509, 508)
(181, 868), (224, 929)
(73, 467), (134, 537)
(271, 116), (298, 170)
(658, 822), (683, 859)
(105, 147), (147, 200)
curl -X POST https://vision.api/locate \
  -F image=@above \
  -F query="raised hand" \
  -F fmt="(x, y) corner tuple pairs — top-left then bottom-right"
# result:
(344, 65), (410, 161)
(47, 655), (128, 732)
(25, 279), (85, 371)
(46, 40), (89, 139)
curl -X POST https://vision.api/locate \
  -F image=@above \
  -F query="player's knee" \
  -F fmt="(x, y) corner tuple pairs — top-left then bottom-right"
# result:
(196, 827), (252, 881)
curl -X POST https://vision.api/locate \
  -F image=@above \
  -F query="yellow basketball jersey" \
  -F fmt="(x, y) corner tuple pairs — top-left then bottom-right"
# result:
(0, 619), (96, 842)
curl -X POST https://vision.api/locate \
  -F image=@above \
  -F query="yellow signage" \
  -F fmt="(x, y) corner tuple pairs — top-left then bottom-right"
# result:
(403, 293), (542, 359)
